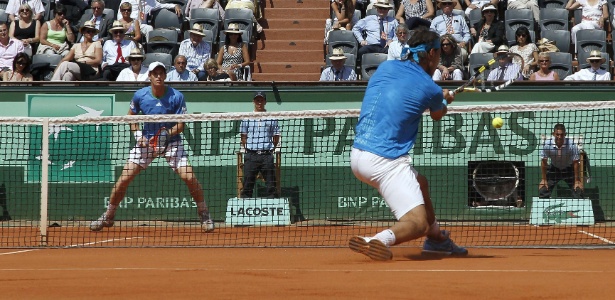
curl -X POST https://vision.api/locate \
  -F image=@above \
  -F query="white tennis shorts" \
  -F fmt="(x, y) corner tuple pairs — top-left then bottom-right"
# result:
(350, 147), (424, 220)
(128, 140), (189, 170)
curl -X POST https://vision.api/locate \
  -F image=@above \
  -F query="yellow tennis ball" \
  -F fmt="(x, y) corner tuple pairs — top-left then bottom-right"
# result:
(492, 117), (504, 129)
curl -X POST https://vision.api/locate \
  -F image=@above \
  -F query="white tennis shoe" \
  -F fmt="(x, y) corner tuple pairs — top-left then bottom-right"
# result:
(89, 214), (114, 231)
(349, 236), (392, 261)
(199, 211), (215, 233)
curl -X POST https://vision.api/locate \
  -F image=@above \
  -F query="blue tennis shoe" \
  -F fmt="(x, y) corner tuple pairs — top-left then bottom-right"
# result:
(422, 230), (468, 256)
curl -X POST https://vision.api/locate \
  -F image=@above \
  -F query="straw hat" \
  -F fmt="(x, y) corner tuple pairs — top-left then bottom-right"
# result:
(496, 44), (510, 54)
(438, 0), (457, 4)
(329, 48), (347, 61)
(586, 50), (606, 63)
(108, 20), (127, 33)
(188, 23), (207, 37)
(224, 23), (242, 34)
(372, 0), (394, 8)
(79, 20), (99, 34)
(126, 48), (145, 59)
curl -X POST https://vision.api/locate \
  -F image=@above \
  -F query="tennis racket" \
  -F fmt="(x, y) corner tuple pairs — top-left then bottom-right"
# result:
(449, 52), (525, 96)
(150, 127), (170, 156)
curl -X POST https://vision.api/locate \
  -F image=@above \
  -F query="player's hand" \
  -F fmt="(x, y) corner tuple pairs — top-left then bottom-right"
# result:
(442, 89), (454, 104)
(175, 5), (182, 16)
(539, 179), (548, 190)
(574, 180), (584, 191)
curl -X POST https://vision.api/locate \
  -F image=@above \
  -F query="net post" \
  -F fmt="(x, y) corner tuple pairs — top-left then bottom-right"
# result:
(39, 118), (49, 246)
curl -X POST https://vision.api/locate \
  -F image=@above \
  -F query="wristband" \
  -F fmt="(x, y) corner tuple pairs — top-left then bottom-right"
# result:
(442, 99), (448, 107)
(134, 131), (143, 141)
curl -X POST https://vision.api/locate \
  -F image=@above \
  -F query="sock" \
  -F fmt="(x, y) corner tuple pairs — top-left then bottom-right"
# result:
(196, 201), (209, 215)
(373, 229), (396, 247)
(106, 204), (118, 218)
(427, 219), (443, 240)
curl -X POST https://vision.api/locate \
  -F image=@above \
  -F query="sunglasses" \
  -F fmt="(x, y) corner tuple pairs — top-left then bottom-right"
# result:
(113, 31), (125, 35)
(56, 12), (65, 16)
(516, 34), (527, 37)
(121, 8), (131, 12)
(130, 57), (143, 61)
(20, 9), (31, 13)
(176, 61), (187, 65)
(538, 60), (550, 63)
(396, 32), (407, 35)
(589, 59), (601, 63)
(92, 7), (103, 10)
(84, 29), (96, 33)
(442, 43), (452, 46)
(441, 3), (454, 5)
(16, 61), (27, 65)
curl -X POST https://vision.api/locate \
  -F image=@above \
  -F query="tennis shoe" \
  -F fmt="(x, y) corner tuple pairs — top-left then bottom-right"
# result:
(199, 211), (215, 233)
(422, 230), (468, 256)
(89, 214), (114, 231)
(349, 236), (392, 261)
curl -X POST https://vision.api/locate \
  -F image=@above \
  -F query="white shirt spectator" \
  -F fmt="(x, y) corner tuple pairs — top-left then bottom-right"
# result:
(101, 39), (136, 68)
(5, 0), (45, 20)
(564, 67), (611, 81)
(387, 40), (405, 60)
(166, 68), (198, 81)
(116, 65), (149, 81)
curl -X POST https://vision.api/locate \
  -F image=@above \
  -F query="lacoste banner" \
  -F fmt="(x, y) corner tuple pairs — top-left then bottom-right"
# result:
(530, 197), (595, 226)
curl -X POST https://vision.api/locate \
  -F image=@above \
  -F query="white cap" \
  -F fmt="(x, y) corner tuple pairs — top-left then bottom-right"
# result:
(148, 61), (166, 72)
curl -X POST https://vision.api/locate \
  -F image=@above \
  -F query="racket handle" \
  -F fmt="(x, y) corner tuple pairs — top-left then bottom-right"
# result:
(448, 90), (455, 96)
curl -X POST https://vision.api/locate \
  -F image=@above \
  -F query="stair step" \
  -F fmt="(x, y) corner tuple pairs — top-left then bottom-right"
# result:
(255, 62), (325, 73)
(264, 18), (326, 29)
(265, 0), (329, 9)
(252, 73), (321, 81)
(256, 49), (323, 62)
(265, 7), (328, 19)
(261, 40), (324, 51)
(263, 28), (325, 40)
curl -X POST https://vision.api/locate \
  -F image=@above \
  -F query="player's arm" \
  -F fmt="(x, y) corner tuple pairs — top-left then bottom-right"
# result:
(127, 108), (146, 147)
(429, 89), (454, 121)
(272, 134), (280, 150)
(168, 122), (184, 136)
(539, 157), (548, 189)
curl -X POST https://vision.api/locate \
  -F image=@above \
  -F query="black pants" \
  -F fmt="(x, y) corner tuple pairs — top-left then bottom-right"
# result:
(539, 165), (583, 198)
(357, 44), (388, 60)
(101, 63), (129, 81)
(241, 152), (277, 198)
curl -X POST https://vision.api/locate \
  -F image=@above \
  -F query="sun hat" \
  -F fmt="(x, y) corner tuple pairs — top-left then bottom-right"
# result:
(188, 23), (207, 37)
(224, 23), (242, 34)
(79, 20), (99, 34)
(329, 48), (347, 60)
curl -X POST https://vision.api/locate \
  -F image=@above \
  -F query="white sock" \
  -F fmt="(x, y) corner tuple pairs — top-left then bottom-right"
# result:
(106, 204), (118, 218)
(427, 219), (442, 240)
(373, 229), (396, 247)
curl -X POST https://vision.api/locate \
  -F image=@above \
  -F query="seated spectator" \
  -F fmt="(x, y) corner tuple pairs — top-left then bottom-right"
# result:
(203, 58), (234, 81)
(487, 45), (523, 81)
(509, 26), (538, 78)
(529, 52), (560, 81)
(75, 0), (113, 43)
(332, 0), (357, 30)
(186, 0), (225, 20)
(216, 23), (251, 81)
(118, 0), (182, 42)
(431, 0), (470, 61)
(464, 0), (498, 18)
(0, 22), (25, 80)
(508, 0), (540, 22)
(564, 50), (611, 80)
(117, 2), (142, 44)
(179, 23), (211, 81)
(470, 4), (505, 54)
(116, 48), (148, 81)
(225, 0), (263, 33)
(9, 4), (41, 57)
(167, 55), (198, 81)
(352, 0), (398, 58)
(51, 20), (103, 81)
(101, 21), (137, 81)
(37, 4), (75, 57)
(320, 47), (357, 81)
(395, 0), (434, 30)
(433, 34), (464, 80)
(567, 0), (608, 56)
(5, 0), (44, 22)
(3, 52), (33, 81)
(387, 23), (410, 60)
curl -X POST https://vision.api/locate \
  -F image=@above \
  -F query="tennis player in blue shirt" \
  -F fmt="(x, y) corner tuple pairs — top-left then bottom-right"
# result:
(90, 62), (214, 233)
(349, 28), (467, 260)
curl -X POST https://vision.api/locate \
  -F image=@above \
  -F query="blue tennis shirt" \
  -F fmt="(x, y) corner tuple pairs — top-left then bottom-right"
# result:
(540, 138), (580, 170)
(240, 118), (281, 151)
(130, 86), (187, 143)
(353, 60), (445, 159)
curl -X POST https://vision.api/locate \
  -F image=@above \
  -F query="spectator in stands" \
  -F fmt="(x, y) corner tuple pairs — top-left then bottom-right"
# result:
(352, 0), (398, 58)
(117, 0), (182, 42)
(567, 0), (608, 56)
(117, 2), (142, 44)
(529, 52), (560, 81)
(433, 34), (464, 80)
(430, 0), (470, 61)
(487, 45), (523, 81)
(239, 91), (280, 198)
(470, 4), (505, 54)
(564, 50), (611, 80)
(179, 23), (211, 81)
(331, 0), (357, 30)
(167, 55), (198, 81)
(539, 123), (583, 199)
(320, 47), (357, 81)
(507, 0), (540, 22)
(395, 0), (434, 29)
(225, 0), (264, 33)
(185, 0), (225, 20)
(217, 23), (250, 81)
(76, 0), (114, 43)
(5, 0), (44, 22)
(37, 4), (75, 57)
(3, 52), (33, 81)
(203, 58), (234, 81)
(0, 22), (25, 80)
(464, 0), (498, 18)
(51, 20), (103, 81)
(116, 48), (148, 81)
(9, 4), (40, 57)
(101, 20), (137, 81)
(509, 26), (538, 78)
(387, 23), (410, 60)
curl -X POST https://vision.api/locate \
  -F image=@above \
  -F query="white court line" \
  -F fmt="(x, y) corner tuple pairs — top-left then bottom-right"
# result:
(0, 237), (145, 256)
(0, 267), (612, 273)
(578, 230), (615, 245)
(0, 249), (39, 256)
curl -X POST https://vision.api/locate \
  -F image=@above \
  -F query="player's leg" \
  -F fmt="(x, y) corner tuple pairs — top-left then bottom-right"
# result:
(540, 166), (558, 198)
(240, 153), (259, 198)
(561, 167), (583, 198)
(262, 153), (278, 197)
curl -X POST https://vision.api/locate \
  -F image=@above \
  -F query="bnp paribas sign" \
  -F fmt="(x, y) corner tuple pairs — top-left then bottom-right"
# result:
(530, 197), (595, 226)
(27, 94), (115, 183)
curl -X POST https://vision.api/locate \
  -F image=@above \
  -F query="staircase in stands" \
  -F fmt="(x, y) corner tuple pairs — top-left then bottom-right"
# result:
(251, 0), (329, 81)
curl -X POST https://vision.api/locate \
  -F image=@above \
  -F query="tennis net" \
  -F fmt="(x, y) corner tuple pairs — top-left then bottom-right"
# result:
(1, 101), (614, 248)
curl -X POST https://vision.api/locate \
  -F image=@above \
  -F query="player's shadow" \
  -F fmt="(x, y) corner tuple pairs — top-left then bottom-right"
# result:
(399, 250), (496, 261)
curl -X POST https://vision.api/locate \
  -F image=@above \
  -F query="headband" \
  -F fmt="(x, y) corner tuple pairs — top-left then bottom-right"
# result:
(400, 38), (441, 62)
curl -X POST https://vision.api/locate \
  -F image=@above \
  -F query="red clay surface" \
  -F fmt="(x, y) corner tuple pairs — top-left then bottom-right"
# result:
(1, 247), (614, 299)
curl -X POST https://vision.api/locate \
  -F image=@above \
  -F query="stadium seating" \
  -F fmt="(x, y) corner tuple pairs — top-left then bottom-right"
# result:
(541, 29), (571, 54)
(31, 53), (62, 81)
(575, 29), (607, 54)
(468, 52), (494, 79)
(0, 9), (7, 23)
(143, 52), (173, 68)
(0, 0), (8, 11)
(539, 8), (569, 31)
(468, 8), (482, 28)
(189, 8), (221, 46)
(577, 51), (610, 71)
(538, 0), (567, 8)
(151, 8), (182, 30)
(146, 28), (179, 56)
(327, 30), (358, 59)
(548, 52), (573, 79)
(504, 9), (534, 32)
(360, 52), (387, 81)
(224, 8), (254, 43)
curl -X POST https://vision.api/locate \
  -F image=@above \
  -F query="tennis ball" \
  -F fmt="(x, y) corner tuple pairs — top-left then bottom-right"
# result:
(492, 117), (504, 129)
